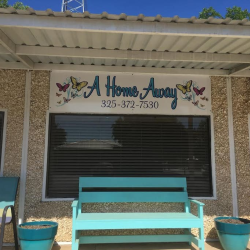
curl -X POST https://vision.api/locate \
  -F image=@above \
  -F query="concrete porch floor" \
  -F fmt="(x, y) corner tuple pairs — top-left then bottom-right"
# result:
(4, 242), (250, 250)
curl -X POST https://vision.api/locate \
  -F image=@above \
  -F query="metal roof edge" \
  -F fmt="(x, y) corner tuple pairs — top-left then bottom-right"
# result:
(0, 7), (249, 26)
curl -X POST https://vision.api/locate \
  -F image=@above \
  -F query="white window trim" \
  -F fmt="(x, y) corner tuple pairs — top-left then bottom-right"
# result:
(42, 110), (217, 201)
(0, 109), (7, 177)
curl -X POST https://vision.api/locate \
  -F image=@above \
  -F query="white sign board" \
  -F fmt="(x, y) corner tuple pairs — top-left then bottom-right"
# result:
(49, 71), (211, 115)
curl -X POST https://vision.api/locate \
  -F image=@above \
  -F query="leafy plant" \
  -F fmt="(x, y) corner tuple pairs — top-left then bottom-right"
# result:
(199, 6), (250, 20)
(0, 0), (29, 9)
(225, 6), (250, 20)
(199, 7), (222, 19)
(0, 0), (9, 8)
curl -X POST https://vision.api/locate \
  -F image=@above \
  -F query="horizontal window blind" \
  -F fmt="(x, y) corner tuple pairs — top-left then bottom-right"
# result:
(47, 114), (212, 198)
(0, 112), (4, 172)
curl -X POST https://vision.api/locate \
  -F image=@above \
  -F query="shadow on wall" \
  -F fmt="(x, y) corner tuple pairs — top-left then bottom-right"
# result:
(207, 228), (217, 240)
(52, 243), (61, 250)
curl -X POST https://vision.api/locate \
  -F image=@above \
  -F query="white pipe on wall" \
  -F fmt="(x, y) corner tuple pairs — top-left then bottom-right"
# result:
(18, 70), (31, 224)
(227, 77), (238, 217)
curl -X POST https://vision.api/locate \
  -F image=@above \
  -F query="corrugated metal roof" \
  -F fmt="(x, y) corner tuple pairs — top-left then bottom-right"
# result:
(2, 28), (250, 55)
(0, 7), (250, 26)
(0, 7), (250, 75)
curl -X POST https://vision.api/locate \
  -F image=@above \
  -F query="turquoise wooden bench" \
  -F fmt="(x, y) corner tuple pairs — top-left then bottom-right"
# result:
(72, 177), (205, 250)
(0, 177), (19, 250)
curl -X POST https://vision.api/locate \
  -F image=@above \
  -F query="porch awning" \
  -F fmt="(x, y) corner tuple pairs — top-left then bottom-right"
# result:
(1, 7), (250, 76)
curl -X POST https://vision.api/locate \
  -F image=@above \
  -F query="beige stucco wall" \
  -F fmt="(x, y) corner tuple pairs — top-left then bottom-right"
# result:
(0, 69), (26, 242)
(2, 70), (247, 243)
(231, 77), (250, 219)
(201, 76), (233, 238)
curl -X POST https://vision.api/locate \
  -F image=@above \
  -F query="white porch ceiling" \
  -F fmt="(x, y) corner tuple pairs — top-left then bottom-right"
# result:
(0, 8), (250, 76)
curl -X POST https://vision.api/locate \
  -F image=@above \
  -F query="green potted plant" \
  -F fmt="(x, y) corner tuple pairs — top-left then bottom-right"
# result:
(215, 216), (250, 250)
(17, 221), (58, 250)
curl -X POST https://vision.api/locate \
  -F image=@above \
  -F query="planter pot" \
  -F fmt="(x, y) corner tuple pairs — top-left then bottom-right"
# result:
(17, 221), (58, 250)
(215, 217), (250, 250)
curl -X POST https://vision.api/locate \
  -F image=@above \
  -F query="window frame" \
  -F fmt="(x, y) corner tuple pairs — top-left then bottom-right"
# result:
(0, 109), (7, 177)
(42, 111), (217, 201)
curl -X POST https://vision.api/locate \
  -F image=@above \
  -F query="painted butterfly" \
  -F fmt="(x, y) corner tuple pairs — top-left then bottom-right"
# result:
(71, 76), (88, 92)
(192, 100), (199, 106)
(56, 83), (70, 92)
(193, 87), (205, 96)
(71, 92), (80, 99)
(56, 93), (62, 97)
(201, 96), (209, 101)
(200, 104), (205, 107)
(176, 80), (192, 95)
(185, 95), (192, 101)
(63, 97), (71, 103)
(57, 100), (62, 104)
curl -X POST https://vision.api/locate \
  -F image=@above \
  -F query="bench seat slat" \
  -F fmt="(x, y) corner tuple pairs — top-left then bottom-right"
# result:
(79, 177), (187, 189)
(75, 213), (201, 230)
(79, 235), (192, 244)
(79, 192), (188, 203)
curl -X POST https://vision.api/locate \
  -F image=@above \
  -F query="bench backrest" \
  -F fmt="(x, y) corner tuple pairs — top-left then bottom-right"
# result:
(79, 177), (188, 203)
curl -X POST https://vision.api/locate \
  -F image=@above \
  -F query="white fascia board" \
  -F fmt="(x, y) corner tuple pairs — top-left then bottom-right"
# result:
(16, 45), (250, 64)
(34, 63), (228, 75)
(1, 14), (250, 38)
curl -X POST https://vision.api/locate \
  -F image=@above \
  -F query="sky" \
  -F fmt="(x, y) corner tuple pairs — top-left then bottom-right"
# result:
(8, 0), (250, 18)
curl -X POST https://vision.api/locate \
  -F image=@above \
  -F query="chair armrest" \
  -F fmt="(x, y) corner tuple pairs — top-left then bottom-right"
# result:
(189, 199), (205, 206)
(72, 199), (79, 219)
(1, 205), (15, 224)
(72, 200), (79, 208)
(189, 199), (204, 219)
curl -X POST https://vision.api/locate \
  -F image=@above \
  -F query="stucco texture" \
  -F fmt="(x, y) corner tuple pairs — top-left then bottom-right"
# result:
(200, 76), (233, 238)
(231, 77), (250, 219)
(25, 71), (73, 241)
(22, 73), (235, 242)
(0, 69), (26, 242)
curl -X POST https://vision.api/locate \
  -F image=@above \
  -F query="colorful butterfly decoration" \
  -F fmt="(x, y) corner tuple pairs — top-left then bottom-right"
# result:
(185, 95), (192, 101)
(201, 96), (209, 101)
(71, 76), (88, 92)
(192, 100), (199, 106)
(176, 80), (192, 95)
(56, 93), (62, 97)
(193, 87), (205, 96)
(56, 83), (70, 92)
(71, 92), (81, 99)
(63, 97), (71, 103)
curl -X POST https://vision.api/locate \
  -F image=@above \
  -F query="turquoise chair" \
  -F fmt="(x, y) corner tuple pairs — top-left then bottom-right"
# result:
(0, 177), (19, 250)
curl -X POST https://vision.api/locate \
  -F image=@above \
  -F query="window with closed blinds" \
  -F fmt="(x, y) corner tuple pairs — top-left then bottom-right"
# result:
(0, 112), (5, 172)
(46, 114), (212, 198)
